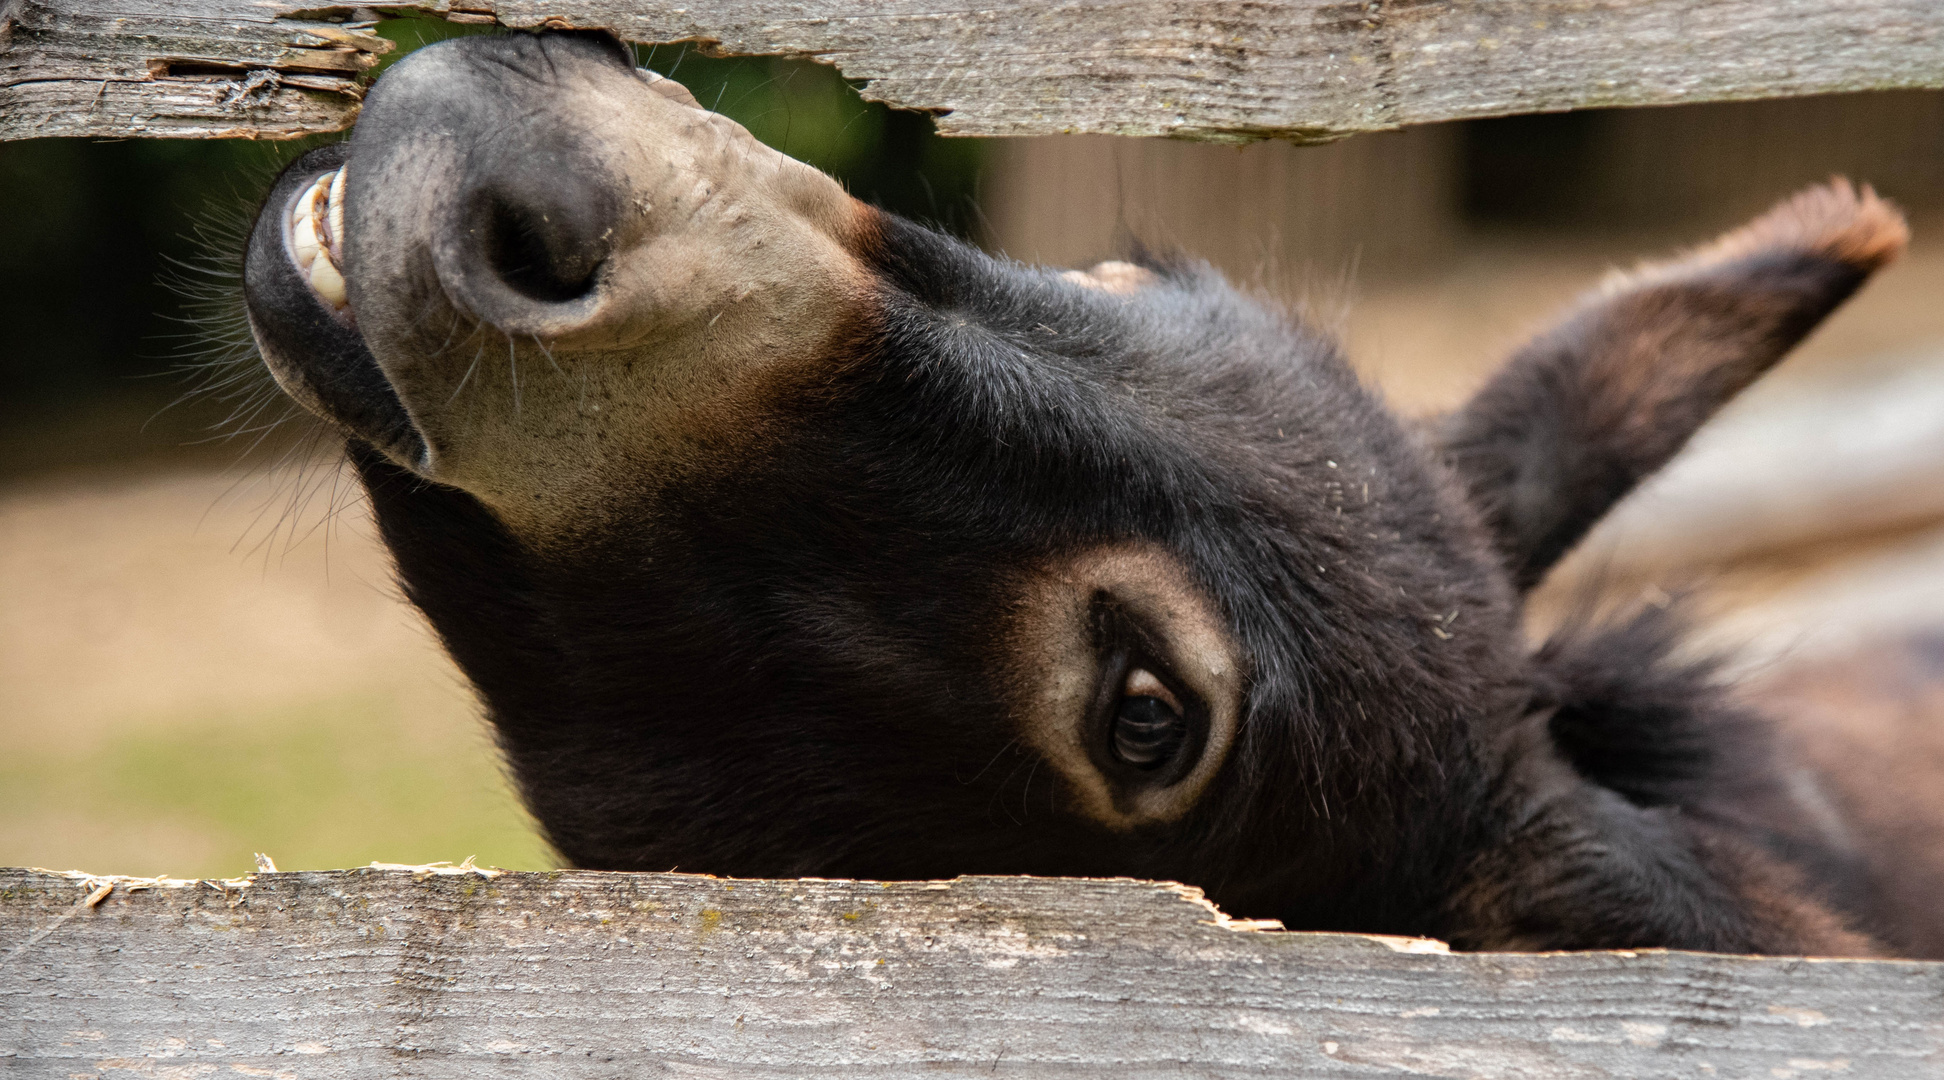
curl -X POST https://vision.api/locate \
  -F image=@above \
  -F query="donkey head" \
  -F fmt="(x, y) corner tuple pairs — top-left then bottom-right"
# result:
(242, 32), (1905, 951)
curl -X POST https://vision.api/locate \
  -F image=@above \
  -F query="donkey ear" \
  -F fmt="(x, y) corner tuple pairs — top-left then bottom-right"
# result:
(1437, 180), (1907, 591)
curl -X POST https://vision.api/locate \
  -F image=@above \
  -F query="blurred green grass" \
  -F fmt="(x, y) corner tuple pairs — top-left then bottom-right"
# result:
(2, 691), (551, 878)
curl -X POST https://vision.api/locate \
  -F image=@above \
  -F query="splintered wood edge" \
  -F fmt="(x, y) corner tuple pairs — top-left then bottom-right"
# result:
(0, 864), (1896, 964)
(10, 864), (1363, 936)
(3, 0), (1943, 142)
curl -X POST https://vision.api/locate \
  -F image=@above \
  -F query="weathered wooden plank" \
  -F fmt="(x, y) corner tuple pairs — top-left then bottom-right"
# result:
(2, 866), (1940, 1077)
(4, 1), (1943, 143)
(0, 0), (390, 140)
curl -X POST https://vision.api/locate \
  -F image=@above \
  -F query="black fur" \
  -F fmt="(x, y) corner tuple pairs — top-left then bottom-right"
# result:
(1539, 606), (1759, 810)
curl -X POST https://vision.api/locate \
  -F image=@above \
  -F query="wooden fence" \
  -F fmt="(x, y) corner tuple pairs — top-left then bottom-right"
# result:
(3, 1), (1943, 142)
(4, 866), (1942, 1077)
(6, 3), (1944, 1074)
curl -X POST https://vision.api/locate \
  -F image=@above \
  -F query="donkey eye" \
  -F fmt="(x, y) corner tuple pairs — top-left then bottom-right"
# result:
(1111, 667), (1187, 769)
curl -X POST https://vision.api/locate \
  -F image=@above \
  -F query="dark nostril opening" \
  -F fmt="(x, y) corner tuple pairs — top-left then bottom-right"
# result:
(479, 188), (606, 304)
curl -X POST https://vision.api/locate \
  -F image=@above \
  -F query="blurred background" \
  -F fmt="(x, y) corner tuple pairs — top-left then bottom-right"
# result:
(5, 17), (1943, 878)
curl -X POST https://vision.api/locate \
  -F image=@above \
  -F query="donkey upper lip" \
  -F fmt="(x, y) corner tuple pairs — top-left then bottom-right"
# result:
(286, 166), (351, 313)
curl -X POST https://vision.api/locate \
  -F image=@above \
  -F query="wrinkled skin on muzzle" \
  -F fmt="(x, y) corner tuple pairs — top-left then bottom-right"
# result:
(243, 31), (1931, 956)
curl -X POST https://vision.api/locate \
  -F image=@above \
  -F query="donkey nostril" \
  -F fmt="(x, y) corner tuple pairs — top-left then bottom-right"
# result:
(462, 172), (619, 307)
(481, 191), (605, 304)
(443, 162), (620, 328)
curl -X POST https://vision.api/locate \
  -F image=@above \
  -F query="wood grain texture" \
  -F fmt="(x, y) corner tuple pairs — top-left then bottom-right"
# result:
(3, 866), (1941, 1077)
(0, 0), (386, 141)
(4, 1), (1943, 142)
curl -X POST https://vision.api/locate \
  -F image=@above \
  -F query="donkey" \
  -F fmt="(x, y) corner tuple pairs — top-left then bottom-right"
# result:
(241, 30), (1936, 956)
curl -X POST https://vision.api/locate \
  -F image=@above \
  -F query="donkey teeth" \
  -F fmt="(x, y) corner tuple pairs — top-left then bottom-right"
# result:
(292, 179), (318, 224)
(327, 167), (347, 261)
(287, 167), (349, 312)
(309, 251), (348, 308)
(291, 215), (322, 268)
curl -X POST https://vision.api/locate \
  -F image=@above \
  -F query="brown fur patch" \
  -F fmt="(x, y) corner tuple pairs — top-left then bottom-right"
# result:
(1448, 709), (1881, 956)
(1750, 637), (1944, 958)
(1690, 824), (1884, 958)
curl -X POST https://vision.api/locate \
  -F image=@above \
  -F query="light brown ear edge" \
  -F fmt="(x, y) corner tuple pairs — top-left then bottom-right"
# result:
(1605, 177), (1906, 293)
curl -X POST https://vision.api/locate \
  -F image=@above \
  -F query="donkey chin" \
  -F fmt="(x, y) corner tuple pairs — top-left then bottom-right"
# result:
(242, 29), (1936, 958)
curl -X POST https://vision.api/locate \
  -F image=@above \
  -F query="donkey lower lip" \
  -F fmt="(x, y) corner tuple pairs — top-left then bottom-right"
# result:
(245, 145), (427, 470)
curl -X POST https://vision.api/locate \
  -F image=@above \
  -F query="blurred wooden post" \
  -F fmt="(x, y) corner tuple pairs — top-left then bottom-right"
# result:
(982, 127), (1459, 283)
(5, 866), (1943, 1076)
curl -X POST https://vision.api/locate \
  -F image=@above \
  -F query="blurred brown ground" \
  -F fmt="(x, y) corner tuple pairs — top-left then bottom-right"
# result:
(0, 463), (551, 876)
(6, 90), (1944, 879)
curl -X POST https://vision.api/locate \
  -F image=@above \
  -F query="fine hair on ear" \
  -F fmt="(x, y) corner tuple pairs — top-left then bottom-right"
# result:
(1438, 179), (1907, 591)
